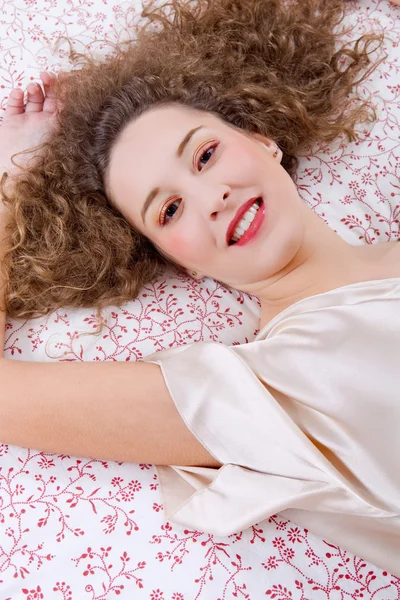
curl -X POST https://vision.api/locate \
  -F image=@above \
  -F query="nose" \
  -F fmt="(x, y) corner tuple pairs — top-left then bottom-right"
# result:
(207, 185), (231, 221)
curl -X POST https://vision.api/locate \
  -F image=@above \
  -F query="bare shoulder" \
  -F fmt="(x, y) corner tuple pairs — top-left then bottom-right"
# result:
(378, 240), (400, 277)
(356, 240), (400, 280)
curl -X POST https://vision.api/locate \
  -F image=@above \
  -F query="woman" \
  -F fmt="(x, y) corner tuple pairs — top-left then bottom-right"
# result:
(0, 0), (399, 575)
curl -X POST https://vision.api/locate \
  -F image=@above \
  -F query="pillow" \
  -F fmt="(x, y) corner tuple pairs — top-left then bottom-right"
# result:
(1, 0), (399, 597)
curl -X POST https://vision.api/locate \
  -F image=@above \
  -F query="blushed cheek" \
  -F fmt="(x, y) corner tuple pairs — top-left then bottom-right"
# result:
(164, 231), (202, 266)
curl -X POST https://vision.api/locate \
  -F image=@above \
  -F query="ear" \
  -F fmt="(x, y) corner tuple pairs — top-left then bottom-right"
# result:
(185, 269), (205, 280)
(251, 133), (282, 163)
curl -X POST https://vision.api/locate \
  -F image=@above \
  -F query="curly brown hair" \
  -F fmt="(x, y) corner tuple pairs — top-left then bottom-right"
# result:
(0, 0), (384, 323)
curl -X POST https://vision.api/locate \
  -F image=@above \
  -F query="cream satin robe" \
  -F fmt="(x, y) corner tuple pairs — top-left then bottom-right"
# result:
(144, 278), (400, 576)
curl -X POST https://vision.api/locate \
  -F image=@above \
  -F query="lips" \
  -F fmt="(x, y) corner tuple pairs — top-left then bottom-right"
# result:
(226, 197), (261, 245)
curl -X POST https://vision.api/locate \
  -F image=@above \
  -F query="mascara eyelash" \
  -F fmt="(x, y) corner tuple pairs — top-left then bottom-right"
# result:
(159, 199), (180, 226)
(194, 141), (218, 171)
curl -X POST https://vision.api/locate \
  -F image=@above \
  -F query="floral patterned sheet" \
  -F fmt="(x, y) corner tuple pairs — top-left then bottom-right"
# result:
(0, 0), (400, 598)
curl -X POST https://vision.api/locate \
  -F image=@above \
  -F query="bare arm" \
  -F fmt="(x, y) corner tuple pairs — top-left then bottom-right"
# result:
(0, 77), (221, 469)
(0, 349), (221, 467)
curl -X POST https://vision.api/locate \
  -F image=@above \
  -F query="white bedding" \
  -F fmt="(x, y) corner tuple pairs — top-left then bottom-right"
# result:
(1, 0), (399, 597)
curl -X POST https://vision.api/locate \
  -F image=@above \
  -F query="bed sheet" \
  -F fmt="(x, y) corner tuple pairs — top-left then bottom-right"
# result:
(0, 0), (400, 598)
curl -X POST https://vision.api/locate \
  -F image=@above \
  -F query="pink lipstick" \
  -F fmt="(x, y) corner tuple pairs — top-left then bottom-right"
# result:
(226, 197), (265, 246)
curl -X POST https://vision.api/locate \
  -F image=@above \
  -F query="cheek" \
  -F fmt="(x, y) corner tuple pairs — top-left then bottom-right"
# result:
(163, 231), (197, 265)
(162, 227), (209, 265)
(165, 232), (189, 257)
(233, 141), (262, 170)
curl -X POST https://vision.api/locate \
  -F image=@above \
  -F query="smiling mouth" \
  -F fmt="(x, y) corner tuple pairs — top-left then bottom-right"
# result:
(227, 197), (262, 245)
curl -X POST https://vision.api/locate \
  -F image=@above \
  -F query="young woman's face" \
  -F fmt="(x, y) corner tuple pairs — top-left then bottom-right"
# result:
(107, 104), (306, 291)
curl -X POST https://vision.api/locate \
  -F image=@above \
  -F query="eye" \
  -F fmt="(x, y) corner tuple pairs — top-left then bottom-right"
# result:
(159, 198), (181, 226)
(197, 143), (218, 171)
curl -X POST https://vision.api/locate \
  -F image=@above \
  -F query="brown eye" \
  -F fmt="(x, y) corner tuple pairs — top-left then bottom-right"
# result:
(197, 143), (217, 171)
(166, 201), (180, 219)
(160, 198), (181, 226)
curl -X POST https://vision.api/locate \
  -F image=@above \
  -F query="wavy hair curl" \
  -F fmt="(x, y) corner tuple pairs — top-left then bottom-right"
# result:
(0, 0), (384, 322)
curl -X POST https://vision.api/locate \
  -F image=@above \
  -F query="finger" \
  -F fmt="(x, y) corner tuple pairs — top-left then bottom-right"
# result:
(39, 71), (58, 113)
(3, 87), (25, 121)
(25, 81), (45, 113)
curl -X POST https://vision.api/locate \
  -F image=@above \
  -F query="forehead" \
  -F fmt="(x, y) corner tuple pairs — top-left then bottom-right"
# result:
(114, 104), (226, 155)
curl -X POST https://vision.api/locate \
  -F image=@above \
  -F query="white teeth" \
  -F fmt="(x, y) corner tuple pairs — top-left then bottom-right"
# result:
(230, 201), (260, 243)
(242, 212), (254, 224)
(236, 223), (249, 236)
(238, 217), (250, 229)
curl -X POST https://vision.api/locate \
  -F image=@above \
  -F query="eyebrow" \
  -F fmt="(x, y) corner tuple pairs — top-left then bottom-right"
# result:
(141, 125), (204, 224)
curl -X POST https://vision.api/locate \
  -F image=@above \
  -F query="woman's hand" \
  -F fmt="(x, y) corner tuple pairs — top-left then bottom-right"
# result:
(0, 71), (59, 178)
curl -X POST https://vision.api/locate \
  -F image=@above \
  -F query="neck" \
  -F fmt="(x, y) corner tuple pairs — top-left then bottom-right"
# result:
(241, 207), (376, 330)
